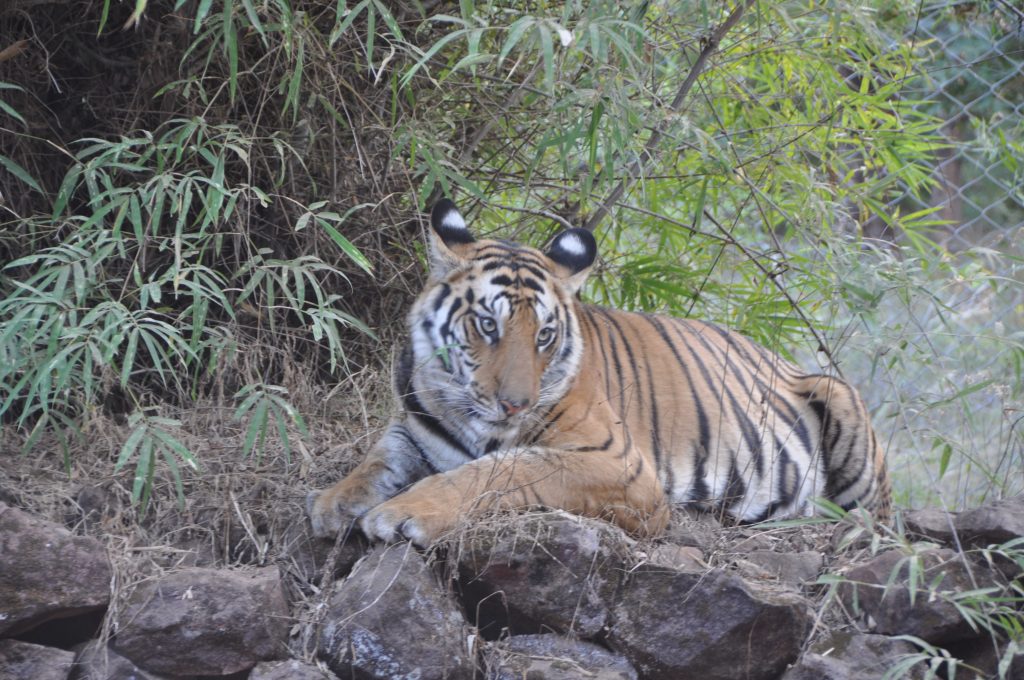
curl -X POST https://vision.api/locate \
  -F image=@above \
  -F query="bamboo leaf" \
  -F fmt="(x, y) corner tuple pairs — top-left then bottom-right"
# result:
(0, 154), (43, 194)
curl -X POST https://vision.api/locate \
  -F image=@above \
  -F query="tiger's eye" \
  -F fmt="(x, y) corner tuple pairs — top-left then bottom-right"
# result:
(537, 327), (554, 345)
(479, 317), (497, 334)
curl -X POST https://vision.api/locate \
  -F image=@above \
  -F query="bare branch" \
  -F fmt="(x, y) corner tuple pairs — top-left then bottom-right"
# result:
(582, 0), (758, 232)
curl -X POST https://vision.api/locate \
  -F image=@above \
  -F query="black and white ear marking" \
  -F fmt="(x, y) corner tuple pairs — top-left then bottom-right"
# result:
(546, 228), (597, 274)
(430, 199), (475, 247)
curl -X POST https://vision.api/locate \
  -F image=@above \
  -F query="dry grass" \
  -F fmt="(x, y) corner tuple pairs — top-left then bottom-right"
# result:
(0, 359), (389, 576)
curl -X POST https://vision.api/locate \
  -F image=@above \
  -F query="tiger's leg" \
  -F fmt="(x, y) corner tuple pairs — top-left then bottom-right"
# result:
(359, 445), (669, 545)
(307, 420), (434, 538)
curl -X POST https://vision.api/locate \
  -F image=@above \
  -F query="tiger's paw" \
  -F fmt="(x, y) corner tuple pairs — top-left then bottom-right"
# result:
(306, 487), (379, 539)
(359, 494), (456, 546)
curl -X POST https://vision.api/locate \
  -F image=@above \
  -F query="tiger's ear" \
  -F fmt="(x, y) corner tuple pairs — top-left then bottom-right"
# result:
(545, 228), (597, 294)
(428, 199), (476, 276)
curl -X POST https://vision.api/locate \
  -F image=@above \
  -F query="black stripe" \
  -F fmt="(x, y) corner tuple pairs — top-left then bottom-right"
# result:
(397, 352), (474, 461)
(723, 454), (747, 507)
(775, 441), (794, 507)
(670, 319), (765, 477)
(829, 430), (868, 499)
(624, 455), (645, 484)
(522, 277), (544, 292)
(582, 307), (616, 406)
(596, 308), (644, 415)
(594, 310), (629, 413)
(396, 428), (442, 474)
(516, 262), (551, 283)
(692, 329), (813, 456)
(432, 283), (451, 311)
(644, 352), (664, 475)
(403, 399), (475, 460)
(805, 398), (834, 489)
(439, 297), (462, 340)
(640, 315), (712, 496)
(572, 433), (614, 453)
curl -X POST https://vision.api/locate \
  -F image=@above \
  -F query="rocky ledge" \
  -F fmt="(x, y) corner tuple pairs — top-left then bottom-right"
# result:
(1, 496), (1022, 679)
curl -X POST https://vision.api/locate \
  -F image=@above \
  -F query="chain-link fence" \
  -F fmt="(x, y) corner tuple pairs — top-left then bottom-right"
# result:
(901, 2), (1024, 251)
(852, 2), (1024, 508)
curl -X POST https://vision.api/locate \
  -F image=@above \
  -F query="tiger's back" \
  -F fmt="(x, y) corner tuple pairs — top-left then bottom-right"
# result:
(308, 200), (891, 545)
(572, 305), (891, 522)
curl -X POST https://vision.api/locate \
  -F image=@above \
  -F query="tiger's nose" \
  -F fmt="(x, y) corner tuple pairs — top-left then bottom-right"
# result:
(499, 398), (529, 416)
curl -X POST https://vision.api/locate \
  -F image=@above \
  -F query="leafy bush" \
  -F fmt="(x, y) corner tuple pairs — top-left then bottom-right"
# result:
(0, 0), (1020, 509)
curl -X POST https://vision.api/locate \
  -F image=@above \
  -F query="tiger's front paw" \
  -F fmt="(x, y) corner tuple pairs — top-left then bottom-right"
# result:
(359, 493), (457, 546)
(306, 486), (380, 539)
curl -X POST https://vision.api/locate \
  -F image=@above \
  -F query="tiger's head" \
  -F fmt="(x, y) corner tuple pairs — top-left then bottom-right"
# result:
(406, 199), (597, 439)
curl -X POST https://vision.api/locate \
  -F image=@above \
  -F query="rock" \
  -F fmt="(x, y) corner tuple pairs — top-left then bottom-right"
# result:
(945, 636), (1024, 680)
(456, 511), (631, 637)
(485, 634), (637, 680)
(111, 566), (289, 676)
(275, 513), (368, 589)
(318, 544), (473, 679)
(779, 653), (851, 680)
(646, 544), (704, 571)
(71, 640), (183, 680)
(955, 496), (1024, 546)
(662, 511), (722, 550)
(0, 639), (74, 680)
(838, 548), (982, 645)
(781, 632), (925, 679)
(0, 502), (112, 637)
(251, 658), (336, 679)
(607, 565), (809, 680)
(902, 508), (958, 545)
(742, 550), (824, 585)
(829, 513), (878, 553)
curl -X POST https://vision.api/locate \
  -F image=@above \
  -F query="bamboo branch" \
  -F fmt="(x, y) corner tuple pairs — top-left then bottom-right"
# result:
(582, 0), (757, 232)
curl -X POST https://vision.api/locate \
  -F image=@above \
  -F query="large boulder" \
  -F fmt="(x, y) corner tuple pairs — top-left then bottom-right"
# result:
(485, 634), (637, 680)
(456, 511), (631, 637)
(111, 566), (289, 676)
(317, 544), (474, 679)
(607, 565), (809, 680)
(0, 639), (74, 680)
(0, 502), (111, 637)
(838, 548), (982, 644)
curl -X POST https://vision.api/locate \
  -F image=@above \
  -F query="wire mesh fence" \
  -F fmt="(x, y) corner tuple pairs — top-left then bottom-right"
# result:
(902, 1), (1024, 252)
(848, 1), (1024, 508)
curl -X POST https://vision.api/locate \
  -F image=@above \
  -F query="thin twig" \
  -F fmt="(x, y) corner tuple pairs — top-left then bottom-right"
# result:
(491, 202), (577, 231)
(582, 0), (758, 233)
(699, 208), (844, 376)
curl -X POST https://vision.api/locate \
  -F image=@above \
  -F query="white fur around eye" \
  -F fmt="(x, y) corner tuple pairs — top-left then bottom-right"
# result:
(557, 232), (586, 256)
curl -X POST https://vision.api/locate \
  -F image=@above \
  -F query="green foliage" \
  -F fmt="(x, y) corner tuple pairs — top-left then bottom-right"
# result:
(2, 100), (376, 502)
(232, 384), (308, 462)
(0, 83), (40, 194)
(116, 410), (197, 510)
(818, 518), (1024, 680)
(0, 1), (1021, 510)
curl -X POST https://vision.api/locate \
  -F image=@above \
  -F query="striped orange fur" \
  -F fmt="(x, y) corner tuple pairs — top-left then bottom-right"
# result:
(308, 200), (891, 544)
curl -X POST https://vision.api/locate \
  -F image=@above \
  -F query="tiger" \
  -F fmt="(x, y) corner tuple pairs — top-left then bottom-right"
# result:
(307, 199), (891, 545)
